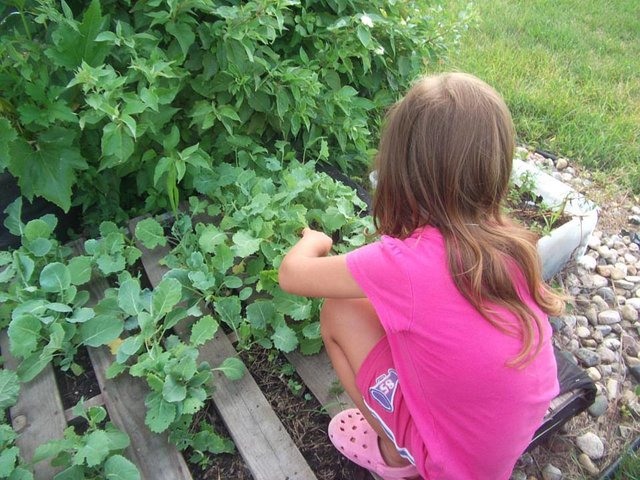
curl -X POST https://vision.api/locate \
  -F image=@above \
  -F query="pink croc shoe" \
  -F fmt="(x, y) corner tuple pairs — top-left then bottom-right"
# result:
(328, 409), (419, 480)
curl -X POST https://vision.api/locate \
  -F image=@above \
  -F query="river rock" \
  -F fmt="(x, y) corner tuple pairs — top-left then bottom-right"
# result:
(578, 454), (599, 475)
(576, 432), (605, 459)
(629, 365), (640, 383)
(591, 275), (610, 289)
(575, 348), (600, 367)
(597, 346), (617, 364)
(584, 307), (598, 326)
(577, 255), (597, 271)
(596, 264), (611, 277)
(542, 464), (562, 480)
(606, 378), (618, 401)
(576, 326), (591, 339)
(614, 279), (635, 290)
(596, 287), (616, 304)
(595, 325), (612, 336)
(586, 367), (601, 381)
(587, 394), (608, 417)
(598, 310), (621, 325)
(621, 304), (639, 321)
(622, 334), (640, 356)
(626, 297), (640, 310)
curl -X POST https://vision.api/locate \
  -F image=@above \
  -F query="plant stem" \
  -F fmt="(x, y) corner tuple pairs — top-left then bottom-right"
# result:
(19, 9), (32, 41)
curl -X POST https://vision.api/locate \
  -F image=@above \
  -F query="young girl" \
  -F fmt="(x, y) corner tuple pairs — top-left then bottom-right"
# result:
(278, 73), (563, 480)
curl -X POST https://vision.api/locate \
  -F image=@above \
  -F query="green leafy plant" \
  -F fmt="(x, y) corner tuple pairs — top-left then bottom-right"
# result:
(0, 369), (34, 480)
(168, 417), (235, 469)
(32, 400), (140, 480)
(0, 0), (470, 223)
(0, 198), (123, 381)
(104, 271), (244, 434)
(158, 160), (373, 355)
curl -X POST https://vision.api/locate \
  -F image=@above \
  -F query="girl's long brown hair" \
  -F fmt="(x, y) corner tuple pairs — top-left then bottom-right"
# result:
(373, 73), (564, 367)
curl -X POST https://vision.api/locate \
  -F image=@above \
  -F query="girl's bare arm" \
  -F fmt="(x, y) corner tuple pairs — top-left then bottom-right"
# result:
(278, 228), (365, 299)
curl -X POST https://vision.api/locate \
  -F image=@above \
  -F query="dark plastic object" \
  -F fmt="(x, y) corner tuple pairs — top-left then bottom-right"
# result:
(598, 435), (640, 480)
(525, 347), (597, 452)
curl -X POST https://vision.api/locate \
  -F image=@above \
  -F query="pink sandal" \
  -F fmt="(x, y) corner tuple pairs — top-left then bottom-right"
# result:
(328, 409), (419, 479)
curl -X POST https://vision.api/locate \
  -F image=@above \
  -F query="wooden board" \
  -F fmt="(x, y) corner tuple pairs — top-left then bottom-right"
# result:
(0, 331), (66, 480)
(72, 242), (192, 480)
(286, 350), (354, 417)
(131, 217), (317, 480)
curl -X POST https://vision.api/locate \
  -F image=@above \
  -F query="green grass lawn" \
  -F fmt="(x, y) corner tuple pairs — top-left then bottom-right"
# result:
(435, 0), (640, 191)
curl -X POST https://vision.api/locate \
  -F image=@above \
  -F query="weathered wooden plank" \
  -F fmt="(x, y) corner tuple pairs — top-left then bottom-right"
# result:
(285, 350), (354, 417)
(71, 242), (191, 480)
(0, 331), (66, 479)
(131, 216), (317, 480)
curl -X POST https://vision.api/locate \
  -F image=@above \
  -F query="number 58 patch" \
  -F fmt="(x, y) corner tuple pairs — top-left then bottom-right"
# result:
(369, 369), (399, 412)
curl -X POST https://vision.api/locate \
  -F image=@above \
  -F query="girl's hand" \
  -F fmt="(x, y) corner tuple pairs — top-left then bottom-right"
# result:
(300, 227), (333, 257)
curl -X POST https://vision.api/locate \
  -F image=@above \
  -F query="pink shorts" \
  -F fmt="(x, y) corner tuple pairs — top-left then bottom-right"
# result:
(355, 336), (424, 468)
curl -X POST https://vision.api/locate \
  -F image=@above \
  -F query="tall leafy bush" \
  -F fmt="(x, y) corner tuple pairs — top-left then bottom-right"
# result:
(0, 0), (472, 224)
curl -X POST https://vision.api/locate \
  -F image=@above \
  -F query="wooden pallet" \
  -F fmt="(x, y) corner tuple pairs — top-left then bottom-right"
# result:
(0, 223), (371, 480)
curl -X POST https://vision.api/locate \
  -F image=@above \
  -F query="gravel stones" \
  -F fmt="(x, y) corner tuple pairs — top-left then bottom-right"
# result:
(576, 432), (605, 460)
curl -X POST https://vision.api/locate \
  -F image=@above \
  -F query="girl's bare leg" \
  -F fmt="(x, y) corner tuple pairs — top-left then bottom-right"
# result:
(320, 298), (411, 468)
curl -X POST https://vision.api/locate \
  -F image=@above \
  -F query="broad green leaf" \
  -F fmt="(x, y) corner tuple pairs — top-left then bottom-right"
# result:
(190, 315), (218, 346)
(145, 392), (176, 433)
(68, 307), (95, 323)
(151, 277), (182, 317)
(74, 430), (110, 467)
(166, 21), (195, 57)
(273, 289), (312, 321)
(0, 369), (19, 409)
(246, 301), (275, 330)
(231, 231), (261, 258)
(223, 276), (243, 289)
(162, 375), (187, 403)
(118, 278), (142, 316)
(17, 352), (53, 382)
(3, 197), (23, 237)
(0, 251), (11, 267)
(26, 238), (53, 257)
(271, 324), (298, 352)
(16, 253), (35, 283)
(104, 428), (130, 451)
(214, 243), (235, 273)
(24, 219), (54, 241)
(135, 218), (167, 249)
(0, 447), (19, 478)
(80, 314), (124, 347)
(45, 0), (110, 69)
(8, 130), (86, 212)
(101, 122), (134, 168)
(104, 454), (141, 480)
(53, 466), (84, 480)
(40, 263), (71, 293)
(0, 118), (17, 170)
(45, 302), (73, 313)
(8, 315), (41, 357)
(214, 297), (241, 329)
(68, 256), (92, 285)
(215, 357), (245, 380)
(0, 264), (15, 283)
(198, 225), (226, 253)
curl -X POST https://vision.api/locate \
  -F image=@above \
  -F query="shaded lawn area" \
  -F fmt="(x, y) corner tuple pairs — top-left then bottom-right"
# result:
(436, 0), (640, 190)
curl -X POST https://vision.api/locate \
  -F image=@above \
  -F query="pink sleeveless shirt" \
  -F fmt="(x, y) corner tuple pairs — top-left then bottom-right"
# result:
(346, 226), (559, 479)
